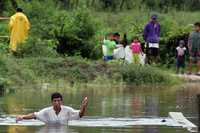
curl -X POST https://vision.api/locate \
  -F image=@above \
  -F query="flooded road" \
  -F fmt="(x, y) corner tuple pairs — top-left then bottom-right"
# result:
(0, 83), (199, 133)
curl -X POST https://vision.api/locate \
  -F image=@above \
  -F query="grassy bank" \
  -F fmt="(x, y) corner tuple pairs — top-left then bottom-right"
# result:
(0, 55), (180, 92)
(1, 0), (194, 92)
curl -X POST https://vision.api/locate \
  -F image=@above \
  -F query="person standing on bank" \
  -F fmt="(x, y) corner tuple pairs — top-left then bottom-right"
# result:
(188, 22), (200, 75)
(9, 8), (30, 53)
(176, 40), (187, 74)
(16, 92), (88, 124)
(144, 15), (161, 64)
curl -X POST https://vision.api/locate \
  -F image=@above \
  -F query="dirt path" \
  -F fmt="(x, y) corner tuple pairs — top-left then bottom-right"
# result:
(176, 74), (200, 82)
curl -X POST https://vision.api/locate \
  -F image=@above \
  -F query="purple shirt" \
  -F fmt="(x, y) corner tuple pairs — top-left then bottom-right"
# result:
(144, 21), (161, 43)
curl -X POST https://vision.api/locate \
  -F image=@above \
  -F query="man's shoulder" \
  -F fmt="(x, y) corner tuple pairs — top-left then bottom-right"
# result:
(15, 13), (28, 19)
(111, 41), (116, 45)
(104, 39), (110, 43)
(190, 32), (200, 36)
(106, 41), (115, 46)
(61, 105), (74, 110)
(61, 105), (77, 112)
(40, 106), (53, 112)
(104, 40), (112, 45)
(145, 22), (151, 27)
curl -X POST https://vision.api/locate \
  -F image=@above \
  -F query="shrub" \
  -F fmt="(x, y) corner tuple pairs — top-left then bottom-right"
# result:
(119, 64), (175, 85)
(17, 37), (58, 57)
(54, 7), (100, 58)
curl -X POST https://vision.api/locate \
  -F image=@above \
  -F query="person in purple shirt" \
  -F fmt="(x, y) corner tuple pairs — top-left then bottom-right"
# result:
(144, 15), (161, 64)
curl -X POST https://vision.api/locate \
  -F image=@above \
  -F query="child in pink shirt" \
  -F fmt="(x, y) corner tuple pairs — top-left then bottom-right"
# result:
(130, 37), (143, 64)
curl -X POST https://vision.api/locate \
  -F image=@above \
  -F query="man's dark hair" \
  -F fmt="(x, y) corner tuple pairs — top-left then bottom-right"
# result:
(51, 92), (63, 101)
(16, 8), (23, 12)
(194, 22), (200, 27)
(114, 32), (120, 37)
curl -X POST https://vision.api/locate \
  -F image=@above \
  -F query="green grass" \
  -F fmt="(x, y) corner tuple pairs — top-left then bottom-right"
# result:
(1, 2), (195, 91)
(0, 55), (180, 91)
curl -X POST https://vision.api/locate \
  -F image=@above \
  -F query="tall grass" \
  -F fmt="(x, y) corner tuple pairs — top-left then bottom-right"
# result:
(0, 56), (179, 90)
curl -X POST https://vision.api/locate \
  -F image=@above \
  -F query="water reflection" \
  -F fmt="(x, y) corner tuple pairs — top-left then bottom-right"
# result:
(145, 96), (159, 117)
(0, 83), (199, 133)
(36, 125), (77, 133)
(132, 96), (142, 116)
(144, 126), (158, 133)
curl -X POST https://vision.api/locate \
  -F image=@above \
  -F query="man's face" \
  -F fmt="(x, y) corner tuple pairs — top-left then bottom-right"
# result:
(116, 35), (120, 41)
(109, 35), (114, 40)
(180, 44), (184, 48)
(151, 19), (157, 24)
(194, 26), (200, 32)
(52, 98), (63, 109)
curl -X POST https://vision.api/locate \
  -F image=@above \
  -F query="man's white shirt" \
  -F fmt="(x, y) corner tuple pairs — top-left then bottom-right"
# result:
(34, 105), (80, 124)
(149, 43), (159, 48)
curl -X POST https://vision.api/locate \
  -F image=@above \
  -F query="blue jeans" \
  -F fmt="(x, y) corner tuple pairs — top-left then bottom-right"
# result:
(104, 56), (113, 61)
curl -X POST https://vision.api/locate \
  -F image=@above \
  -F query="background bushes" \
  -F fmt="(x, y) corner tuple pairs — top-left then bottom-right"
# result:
(0, 0), (189, 89)
(54, 8), (100, 58)
(0, 0), (198, 63)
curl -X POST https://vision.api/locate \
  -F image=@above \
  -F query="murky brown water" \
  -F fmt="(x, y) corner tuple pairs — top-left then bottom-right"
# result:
(0, 83), (199, 133)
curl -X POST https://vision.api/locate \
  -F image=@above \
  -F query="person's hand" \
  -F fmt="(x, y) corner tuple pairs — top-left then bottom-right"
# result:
(81, 97), (88, 107)
(79, 97), (88, 117)
(16, 115), (24, 122)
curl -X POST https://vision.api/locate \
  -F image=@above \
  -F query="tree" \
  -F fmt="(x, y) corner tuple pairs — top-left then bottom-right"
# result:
(120, 0), (132, 10)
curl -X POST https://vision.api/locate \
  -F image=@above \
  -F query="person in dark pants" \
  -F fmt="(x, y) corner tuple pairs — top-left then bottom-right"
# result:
(144, 15), (161, 64)
(176, 40), (187, 74)
(188, 22), (200, 75)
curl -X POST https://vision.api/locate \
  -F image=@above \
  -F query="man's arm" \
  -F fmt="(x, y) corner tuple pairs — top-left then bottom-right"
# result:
(79, 97), (88, 118)
(9, 16), (14, 32)
(175, 48), (178, 58)
(16, 113), (36, 122)
(188, 33), (192, 54)
(157, 23), (161, 38)
(143, 24), (149, 41)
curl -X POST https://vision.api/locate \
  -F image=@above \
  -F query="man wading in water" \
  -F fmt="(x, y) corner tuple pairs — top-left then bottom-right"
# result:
(16, 92), (88, 124)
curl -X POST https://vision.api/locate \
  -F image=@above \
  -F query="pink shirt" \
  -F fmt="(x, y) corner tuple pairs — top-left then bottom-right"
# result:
(130, 42), (141, 54)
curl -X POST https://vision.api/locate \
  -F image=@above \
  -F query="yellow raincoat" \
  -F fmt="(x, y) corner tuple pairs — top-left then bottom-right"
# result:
(9, 12), (30, 52)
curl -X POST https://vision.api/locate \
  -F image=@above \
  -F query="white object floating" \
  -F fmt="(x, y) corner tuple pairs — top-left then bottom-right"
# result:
(169, 112), (197, 132)
(0, 117), (45, 126)
(0, 112), (197, 132)
(69, 117), (181, 127)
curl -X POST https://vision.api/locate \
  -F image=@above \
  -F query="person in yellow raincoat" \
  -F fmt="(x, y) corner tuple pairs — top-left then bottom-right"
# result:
(9, 8), (30, 52)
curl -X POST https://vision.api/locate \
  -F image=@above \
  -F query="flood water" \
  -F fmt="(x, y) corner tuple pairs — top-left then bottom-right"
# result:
(0, 83), (199, 133)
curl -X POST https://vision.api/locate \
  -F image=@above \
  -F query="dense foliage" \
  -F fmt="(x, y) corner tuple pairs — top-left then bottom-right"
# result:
(0, 56), (178, 90)
(0, 0), (193, 90)
(1, 0), (200, 13)
(0, 0), (197, 61)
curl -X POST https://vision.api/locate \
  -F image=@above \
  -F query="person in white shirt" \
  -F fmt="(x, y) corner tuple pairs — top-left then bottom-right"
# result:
(176, 40), (187, 74)
(16, 92), (88, 124)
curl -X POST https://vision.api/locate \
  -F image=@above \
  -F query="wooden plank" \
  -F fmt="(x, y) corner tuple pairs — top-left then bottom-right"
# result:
(0, 36), (9, 38)
(169, 112), (197, 132)
(0, 17), (10, 20)
(172, 74), (200, 82)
